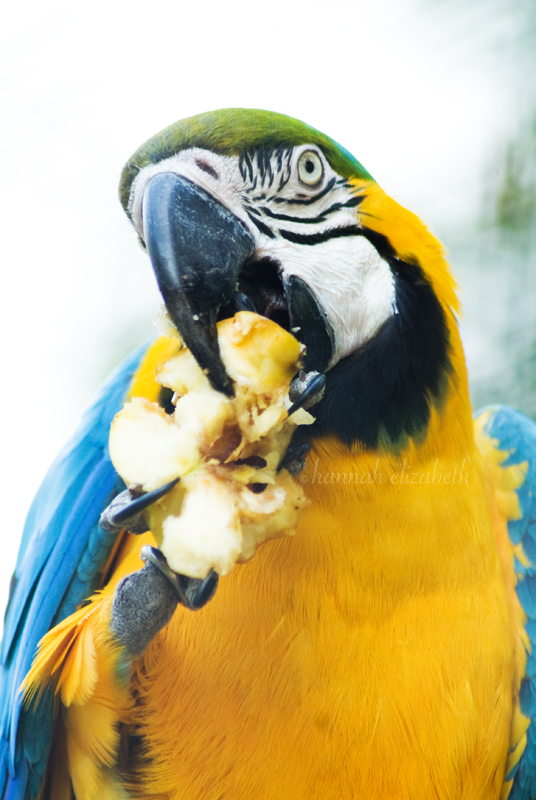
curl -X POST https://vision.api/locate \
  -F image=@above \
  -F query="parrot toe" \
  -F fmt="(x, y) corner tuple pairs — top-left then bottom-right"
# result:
(141, 545), (219, 611)
(278, 441), (312, 476)
(110, 547), (218, 658)
(288, 371), (326, 416)
(110, 558), (180, 658)
(100, 478), (180, 534)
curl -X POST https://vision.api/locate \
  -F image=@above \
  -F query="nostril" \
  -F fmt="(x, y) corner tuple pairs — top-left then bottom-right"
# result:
(195, 159), (219, 180)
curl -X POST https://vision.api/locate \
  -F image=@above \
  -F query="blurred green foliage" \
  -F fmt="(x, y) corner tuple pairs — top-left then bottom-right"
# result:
(460, 114), (536, 417)
(495, 121), (536, 231)
(442, 0), (536, 419)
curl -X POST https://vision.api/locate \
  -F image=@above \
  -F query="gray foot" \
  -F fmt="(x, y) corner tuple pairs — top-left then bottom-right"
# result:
(110, 547), (219, 659)
(110, 559), (179, 658)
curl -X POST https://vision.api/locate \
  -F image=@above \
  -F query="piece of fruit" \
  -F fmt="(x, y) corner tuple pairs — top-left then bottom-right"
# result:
(109, 312), (313, 578)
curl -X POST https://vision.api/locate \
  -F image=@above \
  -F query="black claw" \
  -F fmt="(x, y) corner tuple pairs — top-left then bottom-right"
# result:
(278, 441), (311, 470)
(188, 569), (219, 610)
(287, 373), (326, 417)
(101, 487), (148, 534)
(100, 478), (180, 534)
(110, 478), (180, 527)
(141, 545), (219, 611)
(278, 442), (312, 476)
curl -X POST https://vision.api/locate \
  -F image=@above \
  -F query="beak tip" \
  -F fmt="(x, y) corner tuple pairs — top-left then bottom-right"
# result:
(207, 368), (235, 397)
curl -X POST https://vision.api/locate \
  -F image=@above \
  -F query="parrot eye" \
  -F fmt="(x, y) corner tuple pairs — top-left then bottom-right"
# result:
(297, 150), (324, 186)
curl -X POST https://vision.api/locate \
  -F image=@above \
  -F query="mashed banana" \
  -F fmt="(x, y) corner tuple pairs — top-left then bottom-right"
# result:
(109, 312), (312, 578)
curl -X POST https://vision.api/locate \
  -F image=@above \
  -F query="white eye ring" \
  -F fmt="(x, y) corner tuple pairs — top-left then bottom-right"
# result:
(297, 150), (324, 186)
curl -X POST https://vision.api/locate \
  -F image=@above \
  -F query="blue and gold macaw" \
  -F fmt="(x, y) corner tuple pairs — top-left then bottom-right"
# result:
(1, 108), (536, 800)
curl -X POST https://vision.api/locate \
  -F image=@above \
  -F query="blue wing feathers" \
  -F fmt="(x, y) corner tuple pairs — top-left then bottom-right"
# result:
(6, 455), (122, 771)
(54, 491), (124, 624)
(0, 344), (149, 799)
(478, 405), (536, 799)
(2, 447), (101, 662)
(2, 752), (28, 800)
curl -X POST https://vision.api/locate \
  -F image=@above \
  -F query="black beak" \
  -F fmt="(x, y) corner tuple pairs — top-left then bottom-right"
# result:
(142, 173), (256, 396)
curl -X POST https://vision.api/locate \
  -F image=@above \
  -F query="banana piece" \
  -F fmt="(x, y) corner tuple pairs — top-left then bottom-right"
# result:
(109, 312), (312, 579)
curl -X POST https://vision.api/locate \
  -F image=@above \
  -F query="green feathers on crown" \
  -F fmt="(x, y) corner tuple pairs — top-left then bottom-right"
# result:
(119, 108), (372, 214)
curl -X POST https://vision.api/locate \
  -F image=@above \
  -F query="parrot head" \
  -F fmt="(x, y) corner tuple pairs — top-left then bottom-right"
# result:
(120, 109), (459, 451)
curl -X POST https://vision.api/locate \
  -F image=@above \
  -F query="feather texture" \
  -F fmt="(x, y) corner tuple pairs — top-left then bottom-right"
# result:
(475, 406), (536, 800)
(0, 345), (149, 798)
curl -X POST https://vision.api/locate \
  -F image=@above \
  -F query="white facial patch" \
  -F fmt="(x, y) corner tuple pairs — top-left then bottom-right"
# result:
(257, 236), (396, 367)
(128, 145), (396, 368)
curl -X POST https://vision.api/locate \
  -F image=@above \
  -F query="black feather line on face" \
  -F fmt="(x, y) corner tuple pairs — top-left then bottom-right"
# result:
(307, 229), (452, 451)
(245, 210), (276, 239)
(274, 177), (337, 205)
(260, 195), (364, 225)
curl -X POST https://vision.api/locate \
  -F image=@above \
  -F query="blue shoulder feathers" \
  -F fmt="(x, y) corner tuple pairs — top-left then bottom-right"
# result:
(477, 405), (536, 800)
(0, 344), (148, 800)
